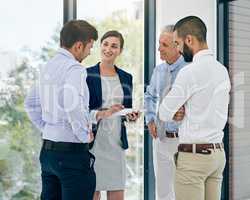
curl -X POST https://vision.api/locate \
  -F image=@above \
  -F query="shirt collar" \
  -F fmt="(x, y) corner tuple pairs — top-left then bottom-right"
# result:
(58, 47), (76, 61)
(193, 49), (213, 62)
(168, 56), (185, 72)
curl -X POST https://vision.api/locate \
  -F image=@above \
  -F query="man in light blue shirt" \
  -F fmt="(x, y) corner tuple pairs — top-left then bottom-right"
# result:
(25, 20), (122, 200)
(144, 25), (187, 200)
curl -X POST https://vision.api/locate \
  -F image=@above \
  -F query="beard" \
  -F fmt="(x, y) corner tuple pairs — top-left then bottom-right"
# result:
(182, 43), (193, 62)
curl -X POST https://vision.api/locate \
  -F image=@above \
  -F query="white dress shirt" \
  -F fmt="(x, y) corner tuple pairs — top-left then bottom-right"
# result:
(25, 48), (92, 143)
(159, 49), (231, 144)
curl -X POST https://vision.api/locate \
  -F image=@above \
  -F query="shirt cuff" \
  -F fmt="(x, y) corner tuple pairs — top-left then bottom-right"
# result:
(74, 128), (89, 143)
(90, 110), (98, 125)
(145, 114), (156, 125)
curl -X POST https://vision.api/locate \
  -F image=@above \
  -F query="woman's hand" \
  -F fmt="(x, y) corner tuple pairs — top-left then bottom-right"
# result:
(107, 104), (125, 117)
(126, 111), (140, 122)
(96, 104), (124, 121)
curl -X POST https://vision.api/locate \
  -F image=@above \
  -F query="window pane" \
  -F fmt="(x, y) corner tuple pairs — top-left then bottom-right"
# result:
(0, 1), (62, 199)
(77, 1), (144, 199)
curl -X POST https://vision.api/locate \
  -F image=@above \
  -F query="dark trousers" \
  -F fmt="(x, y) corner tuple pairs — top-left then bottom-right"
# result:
(39, 148), (96, 200)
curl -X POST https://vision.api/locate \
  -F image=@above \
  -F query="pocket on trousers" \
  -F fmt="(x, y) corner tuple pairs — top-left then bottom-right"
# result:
(88, 152), (95, 170)
(174, 152), (179, 167)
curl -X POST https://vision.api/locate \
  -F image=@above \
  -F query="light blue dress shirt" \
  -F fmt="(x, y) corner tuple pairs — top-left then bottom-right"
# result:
(144, 56), (187, 133)
(25, 48), (90, 143)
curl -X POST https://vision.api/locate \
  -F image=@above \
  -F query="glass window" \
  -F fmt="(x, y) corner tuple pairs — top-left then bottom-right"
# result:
(0, 1), (62, 199)
(78, 0), (144, 199)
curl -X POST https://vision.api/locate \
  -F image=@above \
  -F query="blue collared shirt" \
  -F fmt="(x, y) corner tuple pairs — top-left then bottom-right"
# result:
(144, 56), (187, 132)
(25, 48), (91, 143)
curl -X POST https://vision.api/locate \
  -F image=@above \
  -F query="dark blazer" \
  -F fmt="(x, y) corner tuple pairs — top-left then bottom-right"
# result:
(86, 62), (133, 150)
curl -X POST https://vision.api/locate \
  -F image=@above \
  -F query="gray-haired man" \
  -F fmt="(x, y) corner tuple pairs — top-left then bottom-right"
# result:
(145, 25), (187, 200)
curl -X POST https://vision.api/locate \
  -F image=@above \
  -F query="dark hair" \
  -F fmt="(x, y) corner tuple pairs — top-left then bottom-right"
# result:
(60, 20), (98, 48)
(100, 30), (124, 49)
(174, 16), (207, 43)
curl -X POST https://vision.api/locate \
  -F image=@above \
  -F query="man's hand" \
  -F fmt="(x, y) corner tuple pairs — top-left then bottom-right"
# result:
(88, 132), (95, 143)
(96, 104), (124, 121)
(147, 121), (158, 139)
(173, 106), (185, 121)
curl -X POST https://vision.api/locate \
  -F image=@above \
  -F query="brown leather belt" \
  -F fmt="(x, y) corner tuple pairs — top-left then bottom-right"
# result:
(178, 143), (224, 154)
(165, 131), (178, 138)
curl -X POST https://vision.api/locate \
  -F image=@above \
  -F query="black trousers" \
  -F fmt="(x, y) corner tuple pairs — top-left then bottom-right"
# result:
(39, 148), (96, 200)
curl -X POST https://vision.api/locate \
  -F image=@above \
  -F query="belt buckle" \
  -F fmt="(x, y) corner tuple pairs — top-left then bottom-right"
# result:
(192, 144), (196, 153)
(171, 132), (178, 138)
(165, 131), (178, 138)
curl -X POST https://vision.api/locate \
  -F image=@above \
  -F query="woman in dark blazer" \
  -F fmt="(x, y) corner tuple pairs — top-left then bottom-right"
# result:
(86, 31), (139, 200)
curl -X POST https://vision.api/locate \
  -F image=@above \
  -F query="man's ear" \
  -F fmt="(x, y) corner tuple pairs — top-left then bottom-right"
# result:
(74, 41), (83, 51)
(185, 34), (193, 45)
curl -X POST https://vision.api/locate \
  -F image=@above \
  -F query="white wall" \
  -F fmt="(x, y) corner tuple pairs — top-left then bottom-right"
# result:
(155, 0), (217, 65)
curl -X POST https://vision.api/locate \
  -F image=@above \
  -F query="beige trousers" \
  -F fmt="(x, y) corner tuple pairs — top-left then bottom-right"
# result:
(175, 148), (226, 200)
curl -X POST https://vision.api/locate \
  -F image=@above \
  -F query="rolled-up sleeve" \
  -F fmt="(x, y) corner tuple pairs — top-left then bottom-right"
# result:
(24, 85), (46, 132)
(159, 69), (196, 121)
(64, 67), (90, 143)
(144, 69), (159, 124)
(90, 110), (98, 124)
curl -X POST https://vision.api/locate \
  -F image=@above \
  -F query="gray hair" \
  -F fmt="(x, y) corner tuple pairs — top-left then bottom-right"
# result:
(161, 25), (175, 34)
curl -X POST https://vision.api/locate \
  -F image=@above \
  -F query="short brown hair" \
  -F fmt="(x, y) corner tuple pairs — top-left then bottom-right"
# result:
(100, 30), (124, 49)
(60, 20), (98, 48)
